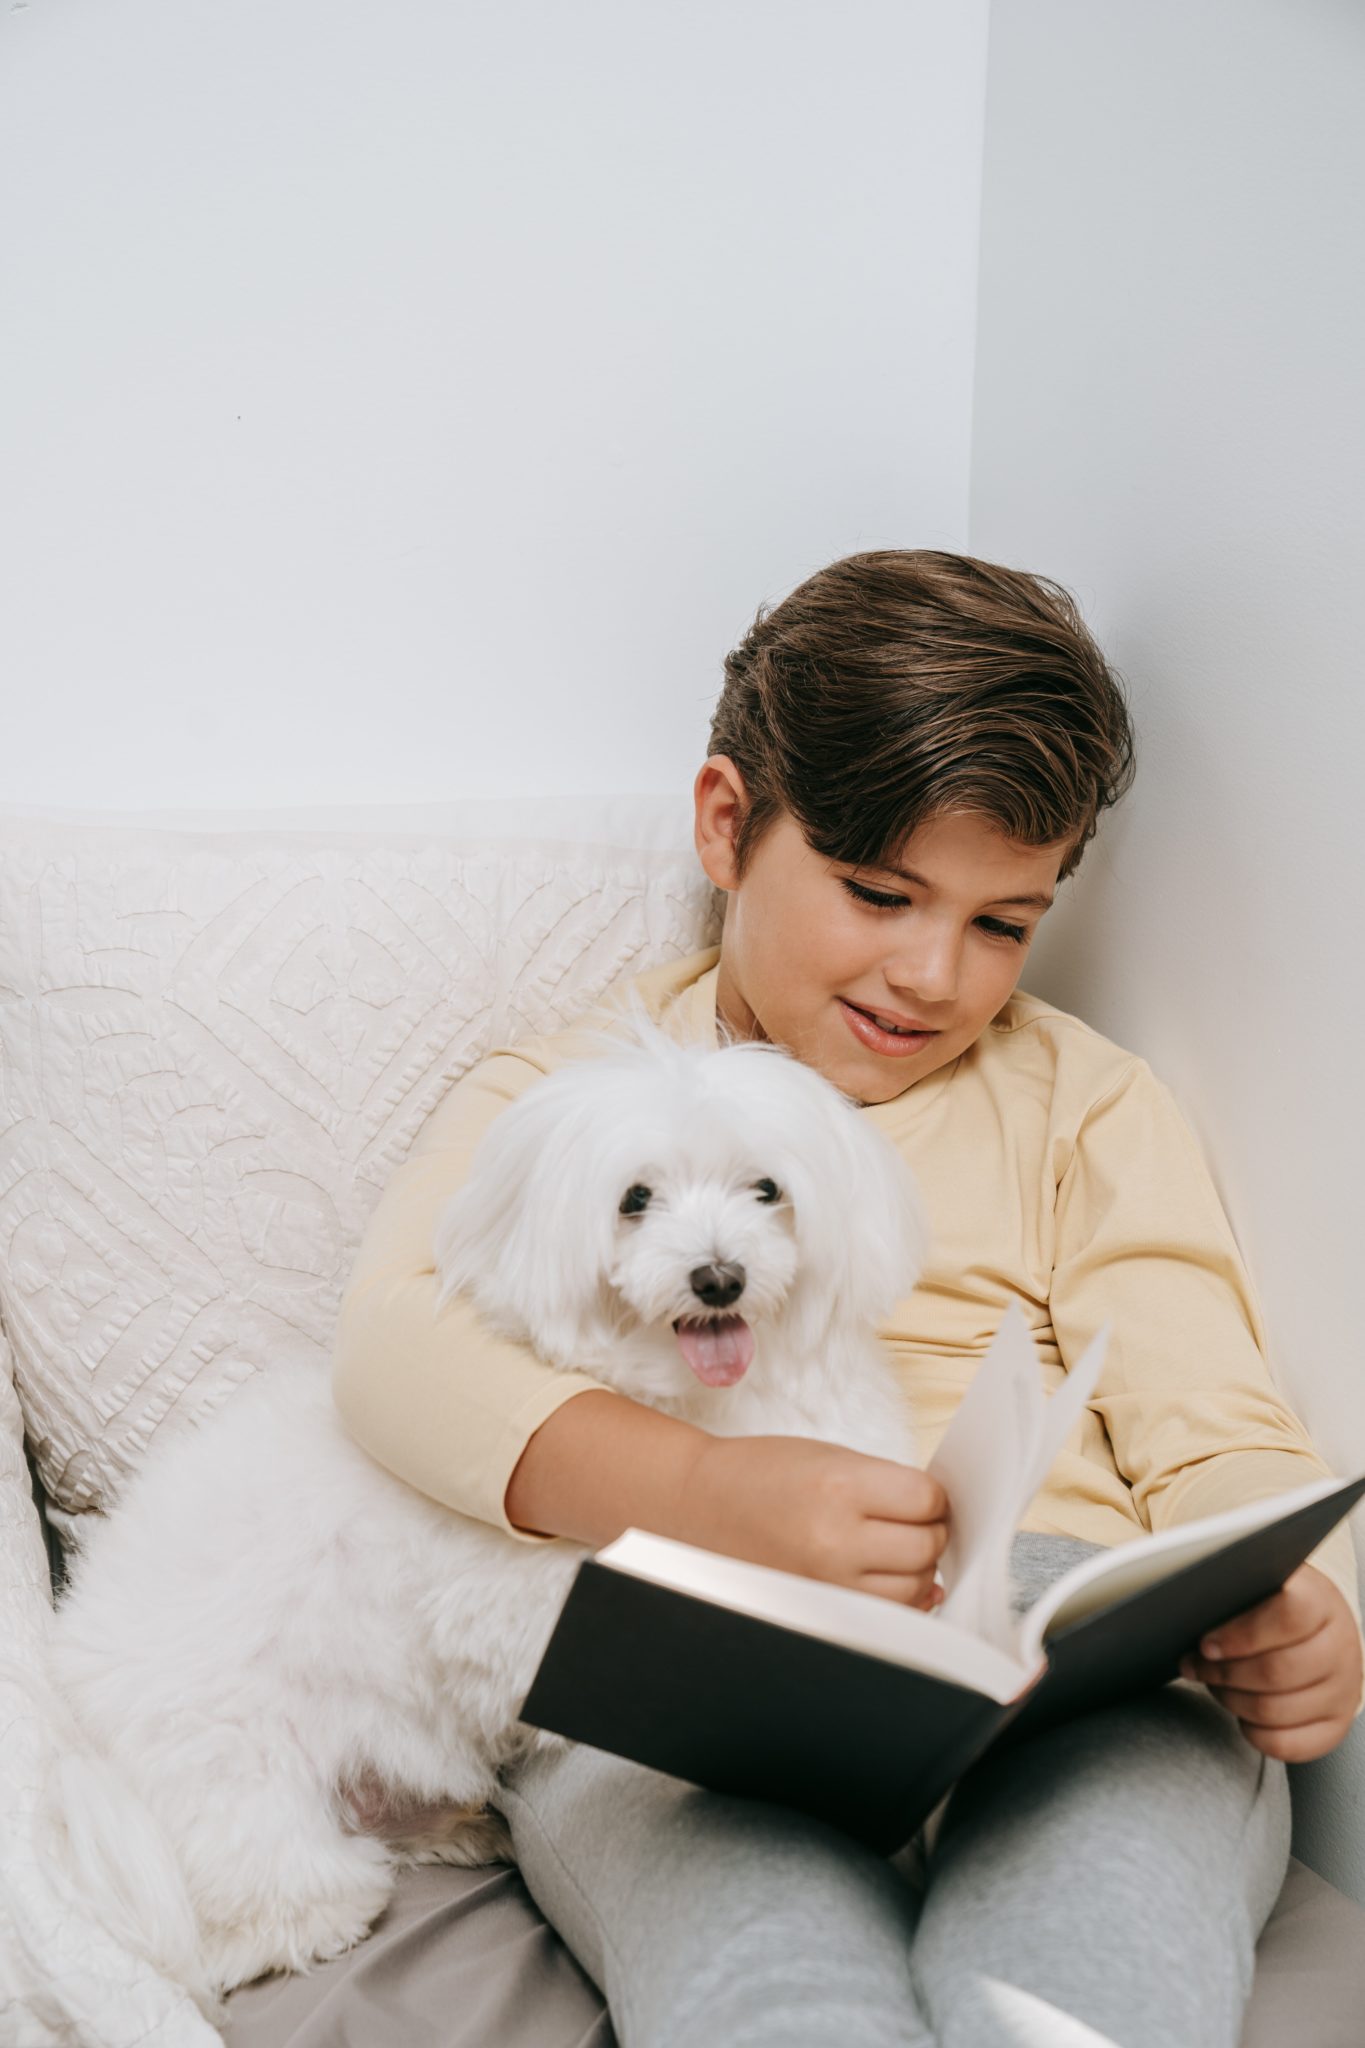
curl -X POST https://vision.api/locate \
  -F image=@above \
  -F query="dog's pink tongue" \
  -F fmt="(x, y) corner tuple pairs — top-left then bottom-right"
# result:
(675, 1314), (755, 1386)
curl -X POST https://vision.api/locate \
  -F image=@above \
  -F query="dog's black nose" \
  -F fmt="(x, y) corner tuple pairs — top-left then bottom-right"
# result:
(688, 1261), (745, 1309)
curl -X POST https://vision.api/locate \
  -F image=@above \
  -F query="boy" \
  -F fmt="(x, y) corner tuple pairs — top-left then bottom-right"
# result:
(331, 550), (1362, 2046)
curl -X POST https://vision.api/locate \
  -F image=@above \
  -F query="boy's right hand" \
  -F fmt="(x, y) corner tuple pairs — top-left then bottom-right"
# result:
(674, 1434), (950, 1612)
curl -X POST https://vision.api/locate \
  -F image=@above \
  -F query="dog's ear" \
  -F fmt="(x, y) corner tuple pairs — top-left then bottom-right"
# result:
(782, 1094), (930, 1339)
(432, 1069), (621, 1369)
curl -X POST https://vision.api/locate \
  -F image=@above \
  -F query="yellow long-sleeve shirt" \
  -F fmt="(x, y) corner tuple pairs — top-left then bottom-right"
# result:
(333, 945), (1364, 1706)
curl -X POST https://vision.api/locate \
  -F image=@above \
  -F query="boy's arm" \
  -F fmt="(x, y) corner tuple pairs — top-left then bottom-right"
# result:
(332, 1046), (625, 1541)
(503, 1389), (949, 1608)
(504, 1390), (708, 1545)
(1051, 1058), (1365, 1714)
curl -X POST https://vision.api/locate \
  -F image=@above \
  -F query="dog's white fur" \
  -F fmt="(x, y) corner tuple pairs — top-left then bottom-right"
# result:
(44, 1002), (927, 2018)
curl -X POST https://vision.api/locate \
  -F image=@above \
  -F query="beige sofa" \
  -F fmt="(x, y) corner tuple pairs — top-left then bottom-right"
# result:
(1, 796), (1361, 2048)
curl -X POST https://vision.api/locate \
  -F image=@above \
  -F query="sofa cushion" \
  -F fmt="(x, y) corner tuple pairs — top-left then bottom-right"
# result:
(1240, 1854), (1365, 2048)
(217, 1851), (1365, 2048)
(0, 798), (719, 1540)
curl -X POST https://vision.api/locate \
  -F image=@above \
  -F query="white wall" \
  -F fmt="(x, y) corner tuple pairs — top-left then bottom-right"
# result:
(0, 0), (987, 810)
(971, 0), (1365, 1901)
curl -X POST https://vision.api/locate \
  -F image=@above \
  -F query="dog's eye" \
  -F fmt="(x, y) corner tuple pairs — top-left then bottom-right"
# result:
(753, 1179), (782, 1204)
(619, 1184), (653, 1216)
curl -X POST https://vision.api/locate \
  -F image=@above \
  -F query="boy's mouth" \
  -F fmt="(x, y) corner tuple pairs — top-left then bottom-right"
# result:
(844, 998), (934, 1034)
(671, 1313), (754, 1386)
(839, 998), (941, 1054)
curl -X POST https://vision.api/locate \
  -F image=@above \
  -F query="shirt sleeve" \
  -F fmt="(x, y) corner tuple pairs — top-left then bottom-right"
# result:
(1049, 1056), (1365, 1716)
(331, 1047), (621, 1542)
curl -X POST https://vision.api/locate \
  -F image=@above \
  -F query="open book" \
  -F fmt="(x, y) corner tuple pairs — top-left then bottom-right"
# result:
(519, 1306), (1365, 1853)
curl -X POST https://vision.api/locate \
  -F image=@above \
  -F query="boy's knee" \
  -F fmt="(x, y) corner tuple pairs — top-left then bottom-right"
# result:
(941, 1682), (1281, 1850)
(1078, 1681), (1285, 1826)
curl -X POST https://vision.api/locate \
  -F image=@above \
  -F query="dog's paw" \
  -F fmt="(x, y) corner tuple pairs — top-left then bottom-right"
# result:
(202, 1870), (396, 1991)
(401, 1807), (515, 1868)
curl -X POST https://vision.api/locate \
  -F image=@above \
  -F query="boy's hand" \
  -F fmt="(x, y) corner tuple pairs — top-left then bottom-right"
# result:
(1179, 1564), (1363, 1761)
(676, 1434), (950, 1611)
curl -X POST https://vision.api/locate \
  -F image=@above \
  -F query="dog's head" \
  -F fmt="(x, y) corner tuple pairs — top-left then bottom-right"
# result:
(432, 995), (928, 1403)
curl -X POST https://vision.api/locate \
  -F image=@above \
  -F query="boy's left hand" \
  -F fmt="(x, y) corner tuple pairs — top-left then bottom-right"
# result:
(1180, 1564), (1363, 1761)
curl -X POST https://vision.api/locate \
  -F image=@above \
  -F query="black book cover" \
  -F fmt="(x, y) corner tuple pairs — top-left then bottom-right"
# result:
(519, 1476), (1365, 1855)
(520, 1559), (1020, 1852)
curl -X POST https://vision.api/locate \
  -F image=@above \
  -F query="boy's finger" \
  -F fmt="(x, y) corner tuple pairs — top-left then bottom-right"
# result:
(1195, 1585), (1329, 1665)
(1181, 1626), (1335, 1693)
(859, 1572), (943, 1608)
(1239, 1717), (1351, 1765)
(1201, 1676), (1343, 1728)
(1195, 1605), (1334, 1671)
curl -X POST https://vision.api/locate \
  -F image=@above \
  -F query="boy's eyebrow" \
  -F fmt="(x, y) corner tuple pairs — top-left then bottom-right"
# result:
(872, 863), (1056, 912)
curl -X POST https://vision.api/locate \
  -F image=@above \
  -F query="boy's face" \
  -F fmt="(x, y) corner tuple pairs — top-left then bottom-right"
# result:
(695, 758), (1068, 1105)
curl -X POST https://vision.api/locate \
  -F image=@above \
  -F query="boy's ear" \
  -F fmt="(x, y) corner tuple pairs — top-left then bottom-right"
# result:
(693, 755), (747, 892)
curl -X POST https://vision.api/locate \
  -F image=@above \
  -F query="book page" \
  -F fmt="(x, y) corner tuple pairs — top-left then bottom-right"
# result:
(927, 1306), (1110, 1654)
(597, 1527), (1037, 1703)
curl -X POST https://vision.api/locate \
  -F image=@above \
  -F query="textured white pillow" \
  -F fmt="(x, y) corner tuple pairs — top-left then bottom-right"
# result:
(0, 797), (722, 1543)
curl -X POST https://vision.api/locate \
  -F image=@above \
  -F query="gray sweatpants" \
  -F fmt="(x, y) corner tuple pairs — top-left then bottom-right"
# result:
(495, 1534), (1291, 2048)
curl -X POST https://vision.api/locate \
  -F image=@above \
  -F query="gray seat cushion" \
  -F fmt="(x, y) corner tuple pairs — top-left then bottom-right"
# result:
(1240, 1855), (1365, 2048)
(222, 1862), (611, 2048)
(220, 1851), (1365, 2046)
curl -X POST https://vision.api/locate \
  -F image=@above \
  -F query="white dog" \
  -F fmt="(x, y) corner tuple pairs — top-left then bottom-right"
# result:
(44, 1001), (927, 2021)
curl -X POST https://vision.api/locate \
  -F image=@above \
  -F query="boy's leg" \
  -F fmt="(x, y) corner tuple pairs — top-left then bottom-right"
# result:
(496, 1741), (932, 2048)
(909, 1536), (1292, 2048)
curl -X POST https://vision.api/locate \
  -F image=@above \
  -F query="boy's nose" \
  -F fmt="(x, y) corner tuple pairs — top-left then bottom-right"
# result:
(689, 1261), (746, 1308)
(887, 940), (960, 1005)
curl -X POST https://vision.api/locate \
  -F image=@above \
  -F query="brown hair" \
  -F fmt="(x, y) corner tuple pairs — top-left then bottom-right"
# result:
(707, 549), (1135, 883)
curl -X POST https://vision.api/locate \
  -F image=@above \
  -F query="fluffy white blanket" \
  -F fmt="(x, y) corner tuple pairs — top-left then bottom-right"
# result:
(0, 1326), (220, 2046)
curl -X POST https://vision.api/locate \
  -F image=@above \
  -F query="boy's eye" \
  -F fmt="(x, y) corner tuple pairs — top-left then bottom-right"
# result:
(753, 1179), (782, 1204)
(619, 1184), (653, 1216)
(840, 878), (1028, 945)
(975, 916), (1028, 945)
(841, 879), (906, 911)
